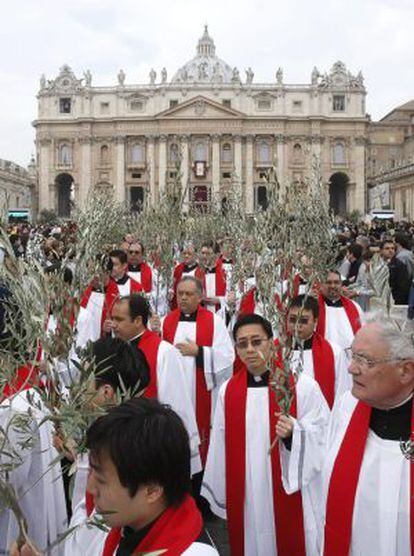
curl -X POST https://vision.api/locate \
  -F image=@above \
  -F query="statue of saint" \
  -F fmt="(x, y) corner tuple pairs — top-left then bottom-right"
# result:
(84, 69), (92, 86)
(276, 67), (283, 85)
(245, 67), (254, 85)
(161, 67), (167, 84)
(117, 69), (126, 86)
(149, 68), (157, 85)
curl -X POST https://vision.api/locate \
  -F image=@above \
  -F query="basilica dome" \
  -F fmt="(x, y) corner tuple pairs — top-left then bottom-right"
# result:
(172, 26), (234, 84)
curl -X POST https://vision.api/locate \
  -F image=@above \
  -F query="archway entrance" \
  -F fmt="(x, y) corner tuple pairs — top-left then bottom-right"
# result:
(56, 173), (74, 217)
(130, 186), (144, 212)
(329, 172), (348, 216)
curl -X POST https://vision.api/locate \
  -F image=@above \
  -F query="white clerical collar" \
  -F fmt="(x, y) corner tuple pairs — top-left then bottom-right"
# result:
(129, 330), (146, 343)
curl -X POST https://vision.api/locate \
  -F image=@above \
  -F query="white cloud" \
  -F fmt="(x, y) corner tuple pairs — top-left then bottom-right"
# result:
(1, 0), (413, 165)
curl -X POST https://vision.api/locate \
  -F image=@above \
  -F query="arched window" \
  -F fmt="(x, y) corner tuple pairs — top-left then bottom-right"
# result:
(195, 142), (207, 161)
(100, 145), (109, 164)
(58, 144), (72, 165)
(131, 143), (144, 163)
(293, 143), (303, 162)
(333, 142), (346, 164)
(258, 141), (270, 163)
(169, 143), (179, 163)
(221, 142), (232, 163)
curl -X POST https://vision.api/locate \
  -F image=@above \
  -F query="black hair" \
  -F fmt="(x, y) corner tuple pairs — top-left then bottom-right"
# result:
(289, 294), (319, 319)
(326, 269), (342, 279)
(86, 397), (191, 505)
(91, 337), (150, 393)
(394, 233), (411, 250)
(347, 243), (363, 259)
(109, 249), (128, 265)
(130, 241), (145, 254)
(233, 313), (273, 341)
(178, 275), (204, 296)
(201, 239), (217, 252)
(379, 239), (394, 250)
(114, 294), (151, 327)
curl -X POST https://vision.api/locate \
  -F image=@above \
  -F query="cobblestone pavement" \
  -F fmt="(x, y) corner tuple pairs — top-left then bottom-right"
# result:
(205, 516), (230, 555)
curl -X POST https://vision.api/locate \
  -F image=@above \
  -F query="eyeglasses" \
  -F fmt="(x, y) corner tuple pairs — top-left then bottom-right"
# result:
(288, 316), (310, 325)
(235, 337), (270, 351)
(345, 348), (406, 369)
(129, 250), (141, 255)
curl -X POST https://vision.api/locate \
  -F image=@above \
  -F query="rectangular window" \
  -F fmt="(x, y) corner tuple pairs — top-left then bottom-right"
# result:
(292, 100), (302, 113)
(333, 95), (345, 112)
(130, 100), (144, 111)
(222, 172), (231, 179)
(222, 99), (231, 108)
(169, 100), (178, 108)
(59, 98), (71, 114)
(100, 102), (110, 114)
(169, 171), (177, 179)
(257, 100), (272, 110)
(132, 172), (142, 179)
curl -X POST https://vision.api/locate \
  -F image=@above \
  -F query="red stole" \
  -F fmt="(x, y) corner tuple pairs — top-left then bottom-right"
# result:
(138, 262), (153, 293)
(225, 367), (306, 556)
(238, 287), (256, 315)
(163, 306), (214, 465)
(312, 333), (336, 409)
(102, 495), (202, 556)
(316, 294), (361, 338)
(138, 329), (161, 399)
(1, 365), (41, 402)
(81, 278), (143, 336)
(323, 398), (414, 556)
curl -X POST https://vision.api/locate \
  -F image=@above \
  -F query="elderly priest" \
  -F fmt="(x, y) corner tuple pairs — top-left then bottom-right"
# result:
(319, 315), (414, 556)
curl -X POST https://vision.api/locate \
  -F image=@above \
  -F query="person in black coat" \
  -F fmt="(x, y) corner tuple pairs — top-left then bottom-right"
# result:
(380, 240), (411, 305)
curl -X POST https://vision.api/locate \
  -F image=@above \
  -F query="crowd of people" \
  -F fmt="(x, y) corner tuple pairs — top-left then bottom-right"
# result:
(0, 217), (413, 556)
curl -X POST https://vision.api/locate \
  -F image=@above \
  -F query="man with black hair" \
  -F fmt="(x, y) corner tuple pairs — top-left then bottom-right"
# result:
(14, 399), (218, 556)
(395, 232), (414, 280)
(288, 294), (350, 408)
(202, 313), (329, 556)
(199, 240), (227, 316)
(171, 241), (203, 309)
(344, 243), (363, 286)
(317, 269), (363, 350)
(110, 294), (202, 475)
(380, 239), (411, 305)
(127, 241), (153, 294)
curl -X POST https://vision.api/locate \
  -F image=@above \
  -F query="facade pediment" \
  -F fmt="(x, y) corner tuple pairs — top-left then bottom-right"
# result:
(156, 96), (245, 119)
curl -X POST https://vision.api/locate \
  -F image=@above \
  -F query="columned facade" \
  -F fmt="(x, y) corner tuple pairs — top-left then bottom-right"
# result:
(34, 27), (369, 217)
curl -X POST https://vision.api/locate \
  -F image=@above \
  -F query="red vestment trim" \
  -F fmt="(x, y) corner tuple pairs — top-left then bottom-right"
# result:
(316, 294), (361, 338)
(225, 366), (306, 556)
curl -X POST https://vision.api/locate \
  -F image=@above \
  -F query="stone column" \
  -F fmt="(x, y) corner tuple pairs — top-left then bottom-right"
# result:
(158, 134), (167, 198)
(147, 135), (156, 206)
(180, 135), (190, 212)
(245, 135), (254, 213)
(79, 136), (92, 207)
(115, 136), (126, 203)
(275, 134), (286, 199)
(354, 136), (366, 214)
(234, 135), (242, 186)
(38, 137), (52, 212)
(211, 134), (220, 200)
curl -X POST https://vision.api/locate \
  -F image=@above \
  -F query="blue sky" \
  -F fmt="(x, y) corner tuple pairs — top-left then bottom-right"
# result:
(2, 0), (414, 166)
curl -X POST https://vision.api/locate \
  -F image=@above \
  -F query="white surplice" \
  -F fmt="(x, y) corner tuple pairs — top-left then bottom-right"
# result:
(162, 312), (235, 416)
(64, 499), (219, 556)
(319, 391), (411, 556)
(155, 340), (202, 475)
(291, 340), (352, 404)
(76, 290), (105, 347)
(202, 373), (330, 556)
(322, 300), (364, 350)
(0, 390), (67, 556)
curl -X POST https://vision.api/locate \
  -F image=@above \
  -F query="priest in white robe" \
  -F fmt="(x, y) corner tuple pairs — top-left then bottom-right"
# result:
(127, 241), (153, 294)
(288, 294), (351, 408)
(316, 269), (363, 350)
(202, 313), (329, 556)
(0, 365), (67, 555)
(110, 293), (202, 475)
(319, 316), (414, 556)
(160, 276), (234, 467)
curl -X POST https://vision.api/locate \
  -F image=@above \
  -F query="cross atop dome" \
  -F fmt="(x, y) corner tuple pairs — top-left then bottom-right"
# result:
(197, 25), (216, 57)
